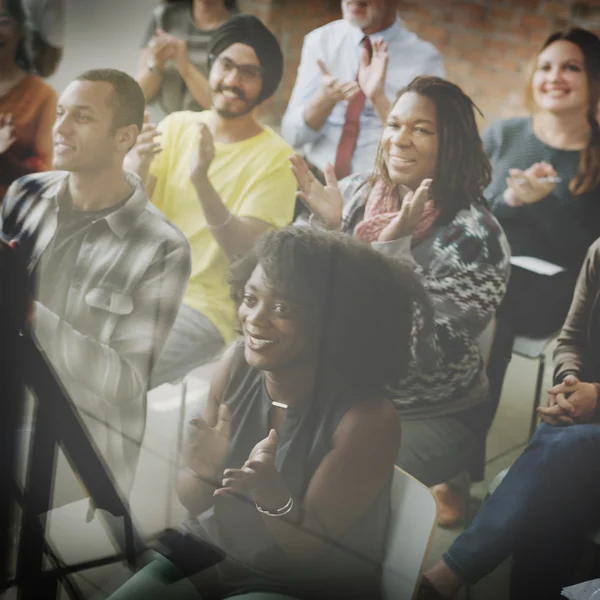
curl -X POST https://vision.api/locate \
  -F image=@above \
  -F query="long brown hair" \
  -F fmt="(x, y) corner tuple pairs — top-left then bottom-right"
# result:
(525, 28), (600, 195)
(372, 76), (492, 225)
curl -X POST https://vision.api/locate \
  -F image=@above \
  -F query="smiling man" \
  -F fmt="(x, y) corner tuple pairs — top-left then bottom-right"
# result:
(282, 0), (445, 181)
(125, 14), (297, 387)
(0, 69), (191, 498)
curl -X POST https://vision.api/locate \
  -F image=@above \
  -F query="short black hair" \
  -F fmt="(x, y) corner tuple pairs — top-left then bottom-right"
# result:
(75, 69), (145, 132)
(229, 227), (433, 400)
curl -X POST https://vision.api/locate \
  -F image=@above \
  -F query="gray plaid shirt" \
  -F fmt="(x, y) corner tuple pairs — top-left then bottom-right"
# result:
(1, 170), (191, 496)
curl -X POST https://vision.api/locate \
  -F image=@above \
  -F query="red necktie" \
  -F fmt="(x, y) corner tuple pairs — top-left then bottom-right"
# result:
(334, 36), (373, 180)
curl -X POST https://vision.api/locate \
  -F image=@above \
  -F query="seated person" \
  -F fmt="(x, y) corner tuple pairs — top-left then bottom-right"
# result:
(1, 69), (191, 499)
(22, 0), (65, 77)
(137, 0), (238, 121)
(421, 236), (600, 600)
(482, 27), (600, 439)
(281, 0), (444, 182)
(0, 0), (56, 200)
(126, 14), (297, 387)
(106, 225), (430, 600)
(290, 76), (510, 498)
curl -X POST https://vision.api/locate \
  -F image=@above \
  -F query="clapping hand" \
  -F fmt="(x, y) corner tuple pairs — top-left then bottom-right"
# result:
(357, 38), (388, 102)
(124, 111), (161, 174)
(538, 375), (599, 426)
(0, 113), (16, 155)
(154, 29), (188, 76)
(185, 403), (232, 481)
(317, 60), (360, 104)
(289, 154), (343, 229)
(147, 31), (174, 70)
(190, 122), (216, 186)
(214, 429), (283, 499)
(504, 161), (558, 207)
(378, 179), (432, 242)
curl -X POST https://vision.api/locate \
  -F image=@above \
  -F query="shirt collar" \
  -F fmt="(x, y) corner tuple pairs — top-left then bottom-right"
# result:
(41, 171), (147, 239)
(347, 15), (404, 45)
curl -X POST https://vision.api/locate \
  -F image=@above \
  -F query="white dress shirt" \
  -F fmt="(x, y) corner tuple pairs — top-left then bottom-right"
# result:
(281, 17), (445, 175)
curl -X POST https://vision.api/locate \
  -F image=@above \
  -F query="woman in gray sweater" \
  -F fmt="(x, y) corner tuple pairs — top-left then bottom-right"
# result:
(481, 28), (600, 473)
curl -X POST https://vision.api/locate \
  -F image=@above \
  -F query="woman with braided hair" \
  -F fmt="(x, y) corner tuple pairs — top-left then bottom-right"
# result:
(291, 75), (510, 518)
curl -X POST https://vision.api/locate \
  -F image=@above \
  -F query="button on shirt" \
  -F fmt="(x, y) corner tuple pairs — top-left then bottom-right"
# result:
(281, 18), (445, 175)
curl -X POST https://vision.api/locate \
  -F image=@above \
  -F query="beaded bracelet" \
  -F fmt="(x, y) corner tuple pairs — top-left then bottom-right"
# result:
(255, 495), (294, 517)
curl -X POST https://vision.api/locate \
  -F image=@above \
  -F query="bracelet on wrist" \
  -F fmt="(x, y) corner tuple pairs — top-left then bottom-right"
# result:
(206, 212), (233, 231)
(255, 495), (293, 517)
(146, 58), (163, 75)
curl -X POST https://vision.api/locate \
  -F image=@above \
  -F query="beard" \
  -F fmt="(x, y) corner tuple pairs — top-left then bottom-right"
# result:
(342, 1), (383, 29)
(211, 85), (260, 119)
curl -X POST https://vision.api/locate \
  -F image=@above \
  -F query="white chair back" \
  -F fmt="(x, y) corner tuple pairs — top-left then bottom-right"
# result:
(382, 466), (438, 600)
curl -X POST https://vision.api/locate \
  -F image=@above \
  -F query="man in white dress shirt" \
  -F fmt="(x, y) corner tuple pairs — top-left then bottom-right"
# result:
(281, 0), (444, 180)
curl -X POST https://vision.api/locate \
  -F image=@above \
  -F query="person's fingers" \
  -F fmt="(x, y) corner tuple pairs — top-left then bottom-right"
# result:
(189, 416), (211, 433)
(215, 402), (232, 438)
(555, 393), (575, 414)
(547, 391), (557, 407)
(557, 415), (575, 426)
(562, 374), (580, 387)
(324, 162), (339, 188)
(317, 59), (330, 76)
(340, 81), (358, 95)
(411, 178), (432, 210)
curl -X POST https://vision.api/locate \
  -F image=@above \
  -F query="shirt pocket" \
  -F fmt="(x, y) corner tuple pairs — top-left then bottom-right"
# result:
(85, 288), (134, 316)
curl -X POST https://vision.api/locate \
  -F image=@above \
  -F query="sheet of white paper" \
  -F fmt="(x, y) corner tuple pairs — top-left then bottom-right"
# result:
(510, 255), (567, 276)
(562, 579), (600, 599)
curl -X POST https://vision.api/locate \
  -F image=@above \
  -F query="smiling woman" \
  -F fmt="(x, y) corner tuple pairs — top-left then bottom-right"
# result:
(106, 226), (430, 600)
(0, 0), (56, 201)
(290, 76), (510, 511)
(479, 28), (600, 473)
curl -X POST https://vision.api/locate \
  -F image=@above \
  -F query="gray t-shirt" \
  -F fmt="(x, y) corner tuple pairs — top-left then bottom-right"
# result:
(142, 2), (236, 122)
(483, 117), (600, 272)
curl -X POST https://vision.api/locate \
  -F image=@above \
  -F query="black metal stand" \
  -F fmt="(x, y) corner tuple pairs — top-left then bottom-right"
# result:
(4, 331), (145, 599)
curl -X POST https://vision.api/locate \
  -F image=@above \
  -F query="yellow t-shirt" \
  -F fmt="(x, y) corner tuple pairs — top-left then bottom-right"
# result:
(149, 110), (296, 343)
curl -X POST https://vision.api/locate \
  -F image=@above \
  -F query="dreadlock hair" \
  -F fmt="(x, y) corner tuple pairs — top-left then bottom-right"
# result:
(229, 226), (433, 401)
(372, 75), (492, 226)
(524, 28), (600, 196)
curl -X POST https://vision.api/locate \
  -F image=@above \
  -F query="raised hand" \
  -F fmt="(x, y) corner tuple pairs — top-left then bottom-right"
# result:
(358, 38), (389, 103)
(214, 428), (282, 498)
(504, 161), (558, 207)
(155, 29), (188, 76)
(185, 402), (232, 481)
(317, 60), (360, 104)
(378, 179), (432, 242)
(190, 122), (216, 186)
(147, 31), (174, 70)
(0, 113), (16, 155)
(124, 111), (161, 175)
(289, 154), (343, 229)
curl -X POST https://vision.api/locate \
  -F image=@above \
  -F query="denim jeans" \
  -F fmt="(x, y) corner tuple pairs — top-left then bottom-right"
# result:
(444, 421), (600, 599)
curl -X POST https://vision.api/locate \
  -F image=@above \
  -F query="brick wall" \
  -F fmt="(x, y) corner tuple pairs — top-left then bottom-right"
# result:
(238, 0), (600, 128)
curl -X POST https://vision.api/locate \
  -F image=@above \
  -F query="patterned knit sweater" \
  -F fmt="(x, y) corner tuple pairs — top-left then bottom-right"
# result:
(328, 173), (511, 419)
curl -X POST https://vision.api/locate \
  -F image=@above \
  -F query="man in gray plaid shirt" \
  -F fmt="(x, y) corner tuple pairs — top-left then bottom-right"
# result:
(1, 69), (191, 499)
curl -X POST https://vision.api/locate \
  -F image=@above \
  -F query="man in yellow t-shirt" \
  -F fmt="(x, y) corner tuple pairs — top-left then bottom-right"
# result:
(125, 15), (296, 386)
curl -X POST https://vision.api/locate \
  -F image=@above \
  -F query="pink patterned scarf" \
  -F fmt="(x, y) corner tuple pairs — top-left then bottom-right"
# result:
(354, 180), (440, 245)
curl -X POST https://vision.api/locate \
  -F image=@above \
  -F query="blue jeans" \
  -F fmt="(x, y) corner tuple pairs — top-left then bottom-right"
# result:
(444, 421), (600, 599)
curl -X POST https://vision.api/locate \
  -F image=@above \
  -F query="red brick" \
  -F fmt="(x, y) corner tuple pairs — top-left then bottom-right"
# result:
(420, 24), (450, 45)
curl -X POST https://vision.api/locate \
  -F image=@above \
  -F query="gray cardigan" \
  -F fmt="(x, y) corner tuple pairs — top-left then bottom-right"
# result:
(311, 173), (511, 419)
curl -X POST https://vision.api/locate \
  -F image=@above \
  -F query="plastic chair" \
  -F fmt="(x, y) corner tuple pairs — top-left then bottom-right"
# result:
(382, 466), (438, 600)
(511, 333), (558, 439)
